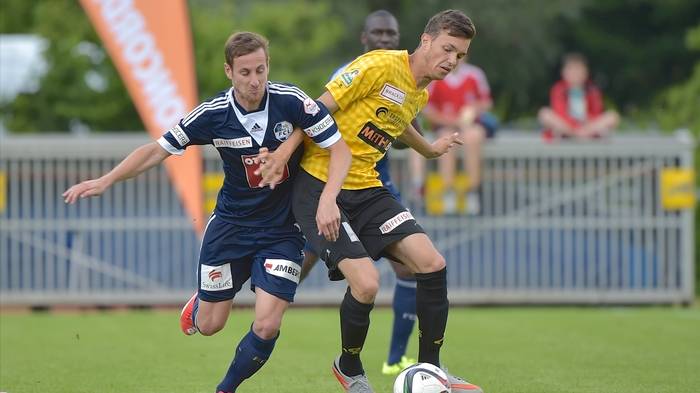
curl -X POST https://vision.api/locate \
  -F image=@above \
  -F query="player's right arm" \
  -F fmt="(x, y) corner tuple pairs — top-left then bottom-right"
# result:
(63, 142), (169, 204)
(317, 91), (339, 114)
(64, 94), (221, 204)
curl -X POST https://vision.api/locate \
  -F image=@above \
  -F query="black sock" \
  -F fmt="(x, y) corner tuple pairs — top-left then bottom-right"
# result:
(415, 267), (448, 367)
(339, 287), (374, 376)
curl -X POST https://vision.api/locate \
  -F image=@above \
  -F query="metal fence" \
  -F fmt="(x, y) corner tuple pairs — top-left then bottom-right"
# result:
(0, 132), (695, 305)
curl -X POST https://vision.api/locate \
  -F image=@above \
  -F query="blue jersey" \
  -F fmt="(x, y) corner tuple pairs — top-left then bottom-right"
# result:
(158, 82), (341, 227)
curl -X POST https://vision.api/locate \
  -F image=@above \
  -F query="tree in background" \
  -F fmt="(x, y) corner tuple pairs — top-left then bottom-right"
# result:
(1, 0), (699, 132)
(655, 23), (700, 135)
(557, 0), (700, 125)
(0, 0), (141, 132)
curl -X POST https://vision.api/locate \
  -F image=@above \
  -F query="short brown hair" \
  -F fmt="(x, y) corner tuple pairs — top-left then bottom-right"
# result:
(423, 9), (475, 39)
(224, 32), (269, 66)
(562, 52), (588, 67)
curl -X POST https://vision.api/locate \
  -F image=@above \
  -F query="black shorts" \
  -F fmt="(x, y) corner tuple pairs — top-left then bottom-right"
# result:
(292, 170), (424, 280)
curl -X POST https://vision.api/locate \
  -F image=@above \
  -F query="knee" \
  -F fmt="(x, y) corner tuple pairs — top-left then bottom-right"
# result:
(462, 126), (485, 145)
(252, 317), (282, 340)
(351, 278), (379, 303)
(197, 320), (226, 336)
(415, 253), (446, 274)
(393, 263), (414, 280)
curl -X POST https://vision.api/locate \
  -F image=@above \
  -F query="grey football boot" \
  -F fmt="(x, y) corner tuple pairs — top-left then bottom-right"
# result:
(331, 355), (374, 393)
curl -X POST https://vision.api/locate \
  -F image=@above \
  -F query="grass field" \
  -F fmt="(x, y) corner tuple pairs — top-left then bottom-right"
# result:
(2, 306), (699, 393)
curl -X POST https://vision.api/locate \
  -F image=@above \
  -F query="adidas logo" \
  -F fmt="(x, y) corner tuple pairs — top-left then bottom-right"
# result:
(251, 123), (263, 132)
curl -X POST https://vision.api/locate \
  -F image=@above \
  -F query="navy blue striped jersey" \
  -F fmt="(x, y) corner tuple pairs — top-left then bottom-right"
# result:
(158, 82), (341, 227)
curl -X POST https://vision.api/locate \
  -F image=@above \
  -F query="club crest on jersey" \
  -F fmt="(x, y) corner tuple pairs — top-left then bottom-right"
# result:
(380, 83), (406, 105)
(303, 97), (320, 115)
(263, 259), (300, 284)
(357, 121), (394, 153)
(273, 121), (293, 141)
(340, 69), (359, 86)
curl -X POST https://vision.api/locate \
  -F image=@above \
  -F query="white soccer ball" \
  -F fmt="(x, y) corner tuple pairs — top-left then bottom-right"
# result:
(393, 362), (451, 393)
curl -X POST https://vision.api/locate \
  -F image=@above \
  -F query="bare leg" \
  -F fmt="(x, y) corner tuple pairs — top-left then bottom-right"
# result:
(299, 250), (319, 282)
(538, 107), (575, 137)
(436, 127), (458, 191)
(460, 123), (486, 191)
(252, 287), (289, 339)
(579, 110), (620, 138)
(196, 298), (234, 336)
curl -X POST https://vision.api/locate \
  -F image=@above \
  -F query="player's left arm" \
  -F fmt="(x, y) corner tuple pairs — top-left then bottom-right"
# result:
(393, 118), (423, 150)
(398, 122), (463, 159)
(298, 97), (349, 242)
(317, 136), (350, 242)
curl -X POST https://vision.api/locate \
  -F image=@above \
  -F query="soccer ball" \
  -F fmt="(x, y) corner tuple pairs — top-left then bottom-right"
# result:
(393, 362), (451, 393)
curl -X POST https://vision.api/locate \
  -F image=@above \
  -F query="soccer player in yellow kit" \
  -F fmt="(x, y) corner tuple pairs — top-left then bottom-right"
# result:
(260, 9), (482, 393)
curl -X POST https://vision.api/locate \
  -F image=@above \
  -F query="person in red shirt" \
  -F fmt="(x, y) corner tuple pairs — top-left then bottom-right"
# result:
(423, 57), (498, 215)
(538, 53), (619, 141)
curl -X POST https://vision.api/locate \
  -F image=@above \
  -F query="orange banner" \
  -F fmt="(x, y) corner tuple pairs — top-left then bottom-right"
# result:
(80, 0), (204, 234)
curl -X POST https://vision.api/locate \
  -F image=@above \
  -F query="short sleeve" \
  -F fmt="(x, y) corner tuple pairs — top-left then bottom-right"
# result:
(325, 54), (384, 111)
(157, 98), (223, 155)
(270, 83), (342, 149)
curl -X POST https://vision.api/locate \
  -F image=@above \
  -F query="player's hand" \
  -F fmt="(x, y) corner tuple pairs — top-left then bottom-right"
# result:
(62, 177), (110, 204)
(316, 196), (340, 242)
(429, 132), (463, 158)
(254, 147), (287, 189)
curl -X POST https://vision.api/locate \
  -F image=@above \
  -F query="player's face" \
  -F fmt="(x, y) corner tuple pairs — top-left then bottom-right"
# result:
(422, 31), (470, 80)
(362, 16), (400, 51)
(225, 47), (269, 106)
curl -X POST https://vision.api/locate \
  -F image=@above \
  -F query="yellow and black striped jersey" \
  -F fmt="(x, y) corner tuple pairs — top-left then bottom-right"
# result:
(300, 50), (429, 189)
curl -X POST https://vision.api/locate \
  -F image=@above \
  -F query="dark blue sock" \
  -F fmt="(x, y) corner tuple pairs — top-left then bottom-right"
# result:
(216, 327), (278, 393)
(191, 296), (200, 331)
(387, 278), (417, 365)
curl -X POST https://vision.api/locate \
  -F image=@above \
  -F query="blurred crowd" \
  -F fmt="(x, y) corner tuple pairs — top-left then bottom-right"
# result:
(412, 52), (620, 215)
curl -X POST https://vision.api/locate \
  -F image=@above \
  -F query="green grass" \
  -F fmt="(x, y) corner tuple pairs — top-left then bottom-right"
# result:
(2, 306), (699, 393)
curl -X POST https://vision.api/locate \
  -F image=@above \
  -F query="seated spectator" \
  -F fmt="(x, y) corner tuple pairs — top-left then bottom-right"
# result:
(423, 56), (498, 215)
(538, 53), (619, 141)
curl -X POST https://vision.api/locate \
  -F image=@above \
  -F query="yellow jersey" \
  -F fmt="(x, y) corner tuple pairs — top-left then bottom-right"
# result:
(300, 50), (429, 189)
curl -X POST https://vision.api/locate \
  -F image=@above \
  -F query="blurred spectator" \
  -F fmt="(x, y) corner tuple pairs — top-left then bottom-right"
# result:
(538, 53), (619, 141)
(422, 57), (498, 215)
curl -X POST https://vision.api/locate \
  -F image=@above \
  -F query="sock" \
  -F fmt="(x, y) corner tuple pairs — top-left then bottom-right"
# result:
(387, 278), (417, 365)
(339, 287), (374, 377)
(191, 296), (200, 332)
(216, 327), (279, 393)
(415, 267), (448, 367)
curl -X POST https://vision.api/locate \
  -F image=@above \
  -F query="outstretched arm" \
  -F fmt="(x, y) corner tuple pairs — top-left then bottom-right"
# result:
(397, 122), (463, 159)
(63, 142), (170, 203)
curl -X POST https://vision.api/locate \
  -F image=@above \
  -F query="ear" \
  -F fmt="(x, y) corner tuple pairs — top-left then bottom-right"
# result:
(419, 33), (431, 49)
(360, 31), (368, 47)
(224, 62), (233, 80)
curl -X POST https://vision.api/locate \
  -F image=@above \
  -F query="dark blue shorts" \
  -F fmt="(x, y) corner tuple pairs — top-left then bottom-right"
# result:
(197, 215), (305, 303)
(477, 112), (499, 139)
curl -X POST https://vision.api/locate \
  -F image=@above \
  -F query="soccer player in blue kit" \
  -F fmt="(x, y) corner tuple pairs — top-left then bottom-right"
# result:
(299, 10), (422, 376)
(63, 32), (351, 393)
